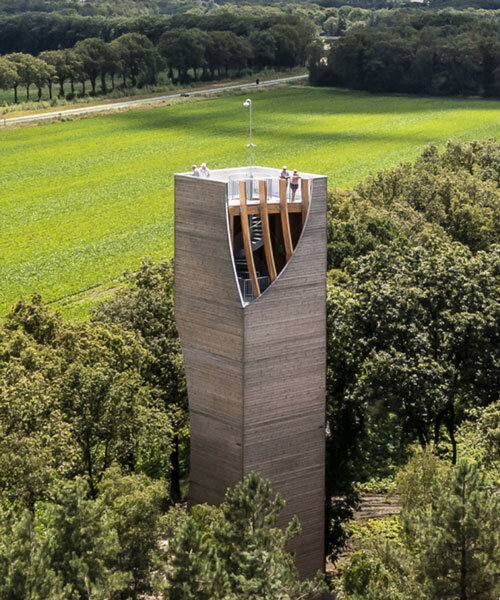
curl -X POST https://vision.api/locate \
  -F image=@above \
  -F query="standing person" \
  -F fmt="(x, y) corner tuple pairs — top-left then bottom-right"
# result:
(192, 164), (200, 177)
(256, 78), (260, 86)
(290, 169), (300, 201)
(280, 166), (290, 181)
(200, 163), (210, 178)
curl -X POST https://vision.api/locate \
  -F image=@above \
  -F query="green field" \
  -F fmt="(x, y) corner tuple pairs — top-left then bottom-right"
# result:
(2, 84), (500, 319)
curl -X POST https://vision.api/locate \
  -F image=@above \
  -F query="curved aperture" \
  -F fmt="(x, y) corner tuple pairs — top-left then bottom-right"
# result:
(227, 176), (311, 303)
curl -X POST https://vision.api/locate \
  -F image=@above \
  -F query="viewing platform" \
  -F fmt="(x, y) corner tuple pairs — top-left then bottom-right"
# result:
(175, 166), (321, 303)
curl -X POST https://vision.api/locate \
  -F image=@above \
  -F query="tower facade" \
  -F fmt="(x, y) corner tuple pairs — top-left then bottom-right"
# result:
(174, 166), (327, 578)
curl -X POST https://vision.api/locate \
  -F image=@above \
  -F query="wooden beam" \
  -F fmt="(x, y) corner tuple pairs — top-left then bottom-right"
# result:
(229, 204), (302, 217)
(301, 178), (310, 227)
(229, 212), (234, 247)
(279, 178), (293, 262)
(259, 180), (277, 282)
(239, 181), (260, 299)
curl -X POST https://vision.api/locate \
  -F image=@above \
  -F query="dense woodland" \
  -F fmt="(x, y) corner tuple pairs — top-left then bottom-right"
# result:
(0, 11), (316, 102)
(310, 9), (500, 96)
(1, 140), (499, 598)
(5, 5), (500, 105)
(3, 0), (500, 15)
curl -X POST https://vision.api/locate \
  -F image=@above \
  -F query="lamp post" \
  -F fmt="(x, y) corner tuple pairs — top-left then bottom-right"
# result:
(243, 98), (255, 173)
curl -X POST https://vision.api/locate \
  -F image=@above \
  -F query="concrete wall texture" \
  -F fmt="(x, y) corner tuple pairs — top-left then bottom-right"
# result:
(174, 170), (327, 578)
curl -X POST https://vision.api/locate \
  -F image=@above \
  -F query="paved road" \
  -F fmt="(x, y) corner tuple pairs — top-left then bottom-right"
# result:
(3, 74), (308, 125)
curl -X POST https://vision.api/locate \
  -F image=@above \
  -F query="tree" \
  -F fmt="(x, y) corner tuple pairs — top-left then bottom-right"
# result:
(65, 48), (84, 96)
(159, 473), (327, 599)
(206, 31), (230, 78)
(313, 11), (499, 98)
(38, 48), (80, 97)
(336, 454), (500, 600)
(269, 24), (302, 68)
(409, 459), (500, 600)
(0, 295), (174, 502)
(98, 467), (169, 598)
(38, 50), (58, 99)
(33, 58), (54, 101)
(0, 469), (169, 600)
(456, 399), (500, 478)
(92, 259), (187, 501)
(102, 41), (121, 91)
(223, 32), (251, 76)
(113, 32), (159, 87)
(75, 37), (108, 95)
(4, 52), (45, 101)
(0, 478), (128, 600)
(250, 30), (276, 70)
(203, 30), (250, 78)
(159, 28), (207, 82)
(0, 55), (18, 97)
(327, 242), (499, 466)
(324, 140), (500, 559)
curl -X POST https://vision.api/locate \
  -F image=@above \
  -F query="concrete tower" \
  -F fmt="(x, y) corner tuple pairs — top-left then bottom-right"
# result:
(174, 166), (327, 578)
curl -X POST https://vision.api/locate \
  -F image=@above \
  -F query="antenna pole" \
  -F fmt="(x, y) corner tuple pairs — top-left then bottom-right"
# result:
(249, 100), (252, 168)
(243, 98), (254, 176)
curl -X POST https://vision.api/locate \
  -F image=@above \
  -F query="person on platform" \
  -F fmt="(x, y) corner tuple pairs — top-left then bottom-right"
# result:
(200, 163), (210, 178)
(192, 164), (200, 176)
(290, 169), (300, 201)
(280, 166), (290, 181)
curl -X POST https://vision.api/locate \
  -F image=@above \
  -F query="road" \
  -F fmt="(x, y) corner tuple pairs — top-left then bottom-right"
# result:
(2, 74), (308, 126)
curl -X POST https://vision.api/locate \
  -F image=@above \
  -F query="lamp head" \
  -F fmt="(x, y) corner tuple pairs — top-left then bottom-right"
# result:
(243, 99), (251, 107)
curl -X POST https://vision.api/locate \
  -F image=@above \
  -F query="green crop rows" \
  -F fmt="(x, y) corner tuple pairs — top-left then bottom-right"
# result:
(2, 85), (500, 319)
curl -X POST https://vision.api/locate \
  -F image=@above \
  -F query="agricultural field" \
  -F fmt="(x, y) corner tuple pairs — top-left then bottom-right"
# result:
(2, 84), (500, 319)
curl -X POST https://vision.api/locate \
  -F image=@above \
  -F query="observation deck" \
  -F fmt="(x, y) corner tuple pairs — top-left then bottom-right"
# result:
(175, 166), (320, 304)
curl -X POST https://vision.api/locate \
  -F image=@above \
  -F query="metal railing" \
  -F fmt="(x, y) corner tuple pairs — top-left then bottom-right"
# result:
(228, 176), (309, 204)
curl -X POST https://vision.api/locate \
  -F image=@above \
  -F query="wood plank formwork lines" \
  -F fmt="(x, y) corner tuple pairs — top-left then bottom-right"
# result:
(175, 171), (327, 581)
(243, 174), (327, 579)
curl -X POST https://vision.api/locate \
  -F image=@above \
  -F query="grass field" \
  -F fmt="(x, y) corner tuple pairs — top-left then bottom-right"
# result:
(2, 84), (500, 320)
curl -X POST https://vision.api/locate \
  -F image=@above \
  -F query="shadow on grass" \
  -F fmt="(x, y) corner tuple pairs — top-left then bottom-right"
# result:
(114, 86), (500, 135)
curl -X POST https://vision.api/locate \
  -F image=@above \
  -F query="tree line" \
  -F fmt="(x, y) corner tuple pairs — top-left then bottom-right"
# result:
(0, 9), (315, 56)
(0, 17), (314, 103)
(310, 8), (500, 96)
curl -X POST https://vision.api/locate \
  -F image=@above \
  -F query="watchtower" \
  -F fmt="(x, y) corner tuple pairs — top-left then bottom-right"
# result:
(174, 166), (327, 577)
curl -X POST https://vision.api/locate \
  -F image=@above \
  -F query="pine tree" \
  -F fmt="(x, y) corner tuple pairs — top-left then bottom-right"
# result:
(162, 473), (327, 600)
(409, 459), (500, 600)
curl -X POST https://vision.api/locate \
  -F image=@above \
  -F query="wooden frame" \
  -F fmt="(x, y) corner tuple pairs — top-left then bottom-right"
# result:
(229, 212), (235, 247)
(239, 181), (260, 298)
(228, 203), (302, 217)
(259, 180), (277, 282)
(301, 178), (310, 226)
(279, 178), (293, 262)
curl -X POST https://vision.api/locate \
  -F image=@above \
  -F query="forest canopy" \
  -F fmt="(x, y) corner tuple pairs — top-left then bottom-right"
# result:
(310, 9), (500, 96)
